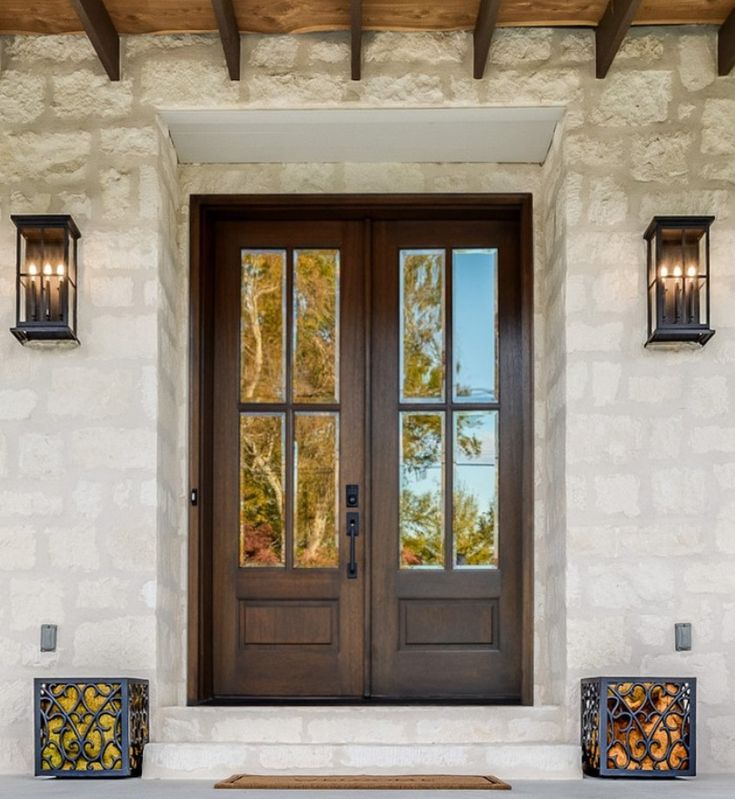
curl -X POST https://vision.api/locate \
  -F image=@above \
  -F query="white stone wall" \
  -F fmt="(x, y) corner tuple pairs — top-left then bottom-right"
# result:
(0, 25), (734, 775)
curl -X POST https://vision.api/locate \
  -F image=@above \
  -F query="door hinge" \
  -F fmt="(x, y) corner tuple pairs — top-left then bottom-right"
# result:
(190, 488), (199, 506)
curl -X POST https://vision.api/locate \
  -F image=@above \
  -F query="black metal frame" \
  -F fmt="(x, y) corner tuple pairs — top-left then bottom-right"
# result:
(644, 215), (715, 346)
(10, 214), (81, 346)
(34, 678), (149, 778)
(581, 676), (697, 778)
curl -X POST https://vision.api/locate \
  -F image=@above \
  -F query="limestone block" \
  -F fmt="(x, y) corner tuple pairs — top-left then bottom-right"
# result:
(18, 433), (64, 476)
(567, 361), (589, 401)
(308, 39), (350, 65)
(72, 616), (156, 668)
(567, 616), (632, 670)
(249, 36), (299, 70)
(82, 229), (158, 272)
(49, 366), (136, 419)
(51, 72), (134, 119)
(567, 321), (624, 353)
(594, 473), (640, 516)
(714, 462), (735, 490)
(70, 427), (157, 470)
(558, 32), (594, 64)
(99, 168), (135, 221)
(587, 178), (628, 225)
(0, 525), (35, 570)
(0, 636), (23, 667)
(702, 158), (735, 183)
(0, 491), (62, 517)
(591, 362), (622, 407)
(100, 127), (159, 157)
(343, 163), (426, 193)
(568, 414), (642, 464)
(483, 69), (580, 105)
(4, 34), (96, 63)
(684, 563), (735, 595)
(628, 374), (683, 403)
(87, 314), (157, 359)
(692, 426), (735, 453)
(71, 480), (105, 519)
(617, 33), (665, 62)
(706, 716), (735, 770)
(687, 376), (729, 418)
(632, 132), (692, 182)
(0, 131), (93, 183)
(364, 32), (467, 64)
(646, 416), (684, 460)
(48, 525), (100, 571)
(360, 74), (443, 105)
(591, 72), (671, 127)
(103, 523), (157, 573)
(125, 34), (219, 58)
(76, 577), (135, 610)
(715, 503), (735, 554)
(702, 99), (735, 154)
(56, 191), (92, 219)
(678, 34), (716, 92)
(90, 275), (135, 308)
(140, 59), (240, 106)
(651, 467), (707, 514)
(490, 29), (552, 65)
(10, 578), (64, 630)
(0, 71), (46, 124)
(0, 433), (7, 477)
(0, 680), (29, 727)
(584, 560), (676, 609)
(0, 390), (37, 420)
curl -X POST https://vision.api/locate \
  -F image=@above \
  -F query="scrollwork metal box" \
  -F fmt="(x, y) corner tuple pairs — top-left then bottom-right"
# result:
(581, 677), (696, 777)
(34, 678), (149, 777)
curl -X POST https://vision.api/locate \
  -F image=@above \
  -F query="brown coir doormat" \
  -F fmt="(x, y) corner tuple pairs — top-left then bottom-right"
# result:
(215, 774), (511, 790)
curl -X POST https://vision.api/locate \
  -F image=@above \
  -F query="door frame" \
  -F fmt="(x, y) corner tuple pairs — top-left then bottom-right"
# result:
(187, 194), (534, 705)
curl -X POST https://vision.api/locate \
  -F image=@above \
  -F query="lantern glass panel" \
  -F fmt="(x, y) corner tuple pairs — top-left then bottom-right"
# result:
(658, 227), (706, 327)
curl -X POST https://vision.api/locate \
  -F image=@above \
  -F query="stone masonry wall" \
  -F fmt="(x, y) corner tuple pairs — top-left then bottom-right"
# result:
(0, 25), (734, 774)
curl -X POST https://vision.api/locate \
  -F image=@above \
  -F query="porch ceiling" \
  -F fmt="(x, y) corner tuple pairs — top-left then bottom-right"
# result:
(2, 1), (735, 83)
(2, 0), (734, 34)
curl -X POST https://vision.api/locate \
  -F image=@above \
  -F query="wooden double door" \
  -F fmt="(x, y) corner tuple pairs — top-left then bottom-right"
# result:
(195, 197), (532, 703)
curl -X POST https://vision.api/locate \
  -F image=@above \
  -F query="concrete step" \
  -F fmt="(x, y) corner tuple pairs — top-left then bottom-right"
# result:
(154, 705), (568, 745)
(143, 742), (581, 781)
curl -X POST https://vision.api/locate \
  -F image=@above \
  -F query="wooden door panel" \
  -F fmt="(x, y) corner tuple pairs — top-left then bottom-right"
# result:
(211, 218), (365, 699)
(370, 219), (523, 701)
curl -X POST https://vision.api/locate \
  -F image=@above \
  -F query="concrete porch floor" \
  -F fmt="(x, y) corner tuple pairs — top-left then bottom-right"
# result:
(1, 776), (732, 798)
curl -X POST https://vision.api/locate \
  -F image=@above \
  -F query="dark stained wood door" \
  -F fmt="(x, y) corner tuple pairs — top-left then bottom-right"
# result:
(370, 220), (524, 701)
(200, 199), (530, 703)
(211, 218), (366, 698)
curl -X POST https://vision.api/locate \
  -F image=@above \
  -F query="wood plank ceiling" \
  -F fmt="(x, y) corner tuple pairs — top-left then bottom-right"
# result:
(1, 1), (734, 81)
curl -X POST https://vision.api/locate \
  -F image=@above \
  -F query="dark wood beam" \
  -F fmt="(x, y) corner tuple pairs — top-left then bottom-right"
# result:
(70, 0), (120, 81)
(473, 0), (502, 80)
(719, 6), (735, 76)
(212, 0), (240, 81)
(351, 0), (362, 81)
(595, 0), (643, 78)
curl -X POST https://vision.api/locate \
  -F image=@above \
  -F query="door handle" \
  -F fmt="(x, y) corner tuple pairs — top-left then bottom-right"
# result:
(346, 511), (359, 579)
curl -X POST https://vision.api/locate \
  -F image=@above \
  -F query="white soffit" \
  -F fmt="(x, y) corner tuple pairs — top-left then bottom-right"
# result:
(161, 107), (564, 165)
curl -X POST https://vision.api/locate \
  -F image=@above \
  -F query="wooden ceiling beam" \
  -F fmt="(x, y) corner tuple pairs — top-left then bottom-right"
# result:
(473, 0), (502, 79)
(212, 0), (241, 80)
(719, 6), (735, 75)
(596, 0), (643, 78)
(70, 0), (120, 81)
(351, 0), (362, 80)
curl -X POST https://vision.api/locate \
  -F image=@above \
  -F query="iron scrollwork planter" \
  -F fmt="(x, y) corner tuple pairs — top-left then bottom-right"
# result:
(34, 678), (149, 777)
(581, 677), (696, 777)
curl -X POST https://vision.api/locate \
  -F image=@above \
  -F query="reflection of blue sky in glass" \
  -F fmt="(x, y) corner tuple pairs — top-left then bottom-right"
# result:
(454, 411), (498, 568)
(453, 249), (497, 402)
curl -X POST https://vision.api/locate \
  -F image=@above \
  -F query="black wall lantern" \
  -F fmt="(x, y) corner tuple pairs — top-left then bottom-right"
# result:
(645, 216), (715, 346)
(10, 215), (80, 346)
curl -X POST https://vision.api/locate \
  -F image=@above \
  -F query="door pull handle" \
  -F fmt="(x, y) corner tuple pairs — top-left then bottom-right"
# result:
(346, 511), (359, 579)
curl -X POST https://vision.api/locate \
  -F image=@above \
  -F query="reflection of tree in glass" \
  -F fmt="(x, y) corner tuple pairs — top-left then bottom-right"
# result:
(295, 251), (338, 402)
(400, 412), (496, 568)
(240, 415), (284, 566)
(241, 252), (284, 402)
(295, 415), (338, 567)
(402, 253), (444, 399)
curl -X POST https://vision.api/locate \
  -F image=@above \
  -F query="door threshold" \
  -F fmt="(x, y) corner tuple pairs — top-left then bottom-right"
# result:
(196, 696), (523, 706)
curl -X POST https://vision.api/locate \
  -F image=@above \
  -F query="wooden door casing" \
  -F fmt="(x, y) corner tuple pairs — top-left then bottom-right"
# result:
(188, 195), (533, 705)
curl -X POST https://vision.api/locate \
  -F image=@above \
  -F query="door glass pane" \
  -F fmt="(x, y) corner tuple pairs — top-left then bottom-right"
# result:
(453, 411), (498, 568)
(399, 412), (444, 569)
(400, 250), (445, 402)
(240, 250), (286, 403)
(293, 250), (339, 403)
(294, 413), (339, 568)
(240, 414), (285, 567)
(453, 249), (497, 402)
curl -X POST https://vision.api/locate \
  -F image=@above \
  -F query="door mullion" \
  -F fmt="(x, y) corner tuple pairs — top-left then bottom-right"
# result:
(285, 247), (294, 571)
(444, 247), (453, 572)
